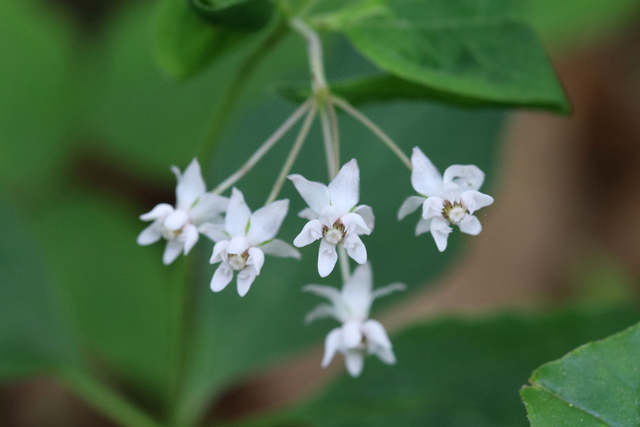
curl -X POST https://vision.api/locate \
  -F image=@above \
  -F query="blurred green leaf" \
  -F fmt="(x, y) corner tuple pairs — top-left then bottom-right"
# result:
(154, 0), (251, 80)
(521, 320), (640, 426)
(323, 0), (570, 113)
(32, 196), (177, 406)
(189, 0), (273, 31)
(0, 0), (72, 187)
(276, 74), (564, 110)
(0, 195), (77, 379)
(241, 308), (639, 427)
(528, 0), (640, 49)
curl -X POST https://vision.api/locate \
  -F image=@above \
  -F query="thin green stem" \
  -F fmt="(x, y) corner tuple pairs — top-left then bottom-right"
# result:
(338, 246), (351, 283)
(197, 21), (289, 168)
(265, 103), (318, 205)
(60, 369), (161, 427)
(319, 104), (337, 179)
(331, 96), (412, 170)
(212, 100), (312, 195)
(328, 97), (340, 169)
(290, 18), (327, 92)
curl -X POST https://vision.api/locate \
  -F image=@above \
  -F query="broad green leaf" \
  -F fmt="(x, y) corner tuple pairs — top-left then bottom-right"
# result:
(521, 320), (640, 426)
(32, 196), (177, 406)
(189, 0), (273, 31)
(154, 0), (250, 80)
(323, 0), (570, 113)
(0, 195), (77, 379)
(0, 0), (72, 187)
(238, 308), (639, 427)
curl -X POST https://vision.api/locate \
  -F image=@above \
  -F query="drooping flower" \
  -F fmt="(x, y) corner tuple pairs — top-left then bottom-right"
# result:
(304, 263), (404, 377)
(137, 158), (229, 265)
(399, 147), (494, 252)
(204, 188), (300, 297)
(289, 159), (374, 278)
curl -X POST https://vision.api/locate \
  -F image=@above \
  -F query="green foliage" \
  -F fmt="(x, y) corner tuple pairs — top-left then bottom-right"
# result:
(189, 0), (274, 30)
(320, 0), (569, 113)
(521, 320), (640, 426)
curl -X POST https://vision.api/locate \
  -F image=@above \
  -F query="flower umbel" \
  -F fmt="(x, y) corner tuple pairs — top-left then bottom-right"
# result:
(399, 147), (494, 252)
(205, 188), (300, 297)
(304, 263), (404, 377)
(137, 158), (229, 265)
(289, 159), (374, 277)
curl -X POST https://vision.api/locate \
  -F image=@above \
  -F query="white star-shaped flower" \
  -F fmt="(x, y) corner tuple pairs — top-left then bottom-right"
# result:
(204, 188), (300, 297)
(399, 147), (494, 252)
(289, 159), (374, 278)
(137, 159), (229, 265)
(304, 263), (405, 377)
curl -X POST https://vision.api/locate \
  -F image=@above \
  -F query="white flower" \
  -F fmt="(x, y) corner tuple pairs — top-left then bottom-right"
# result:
(289, 159), (374, 278)
(137, 159), (229, 265)
(398, 147), (494, 252)
(205, 188), (300, 297)
(304, 263), (405, 377)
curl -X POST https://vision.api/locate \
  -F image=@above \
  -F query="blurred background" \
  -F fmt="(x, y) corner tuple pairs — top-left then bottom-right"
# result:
(2, 0), (640, 425)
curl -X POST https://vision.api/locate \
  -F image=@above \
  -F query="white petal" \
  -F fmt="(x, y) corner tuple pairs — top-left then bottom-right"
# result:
(354, 205), (375, 230)
(341, 263), (373, 319)
(442, 182), (462, 204)
(318, 239), (338, 277)
(345, 350), (364, 377)
(210, 240), (230, 264)
(342, 320), (363, 349)
(293, 220), (323, 247)
(259, 239), (301, 259)
(461, 190), (494, 215)
(288, 174), (329, 214)
(225, 188), (251, 237)
(374, 346), (396, 365)
(173, 159), (206, 211)
(140, 203), (174, 221)
(247, 199), (289, 245)
(318, 206), (340, 228)
(397, 196), (424, 221)
(237, 268), (257, 297)
(304, 303), (338, 324)
(422, 197), (444, 220)
(363, 319), (392, 349)
(181, 224), (199, 255)
(343, 233), (367, 265)
(198, 223), (229, 243)
(298, 207), (318, 220)
(430, 216), (452, 252)
(458, 214), (482, 235)
(163, 240), (183, 265)
(321, 328), (344, 368)
(371, 283), (406, 300)
(303, 284), (343, 307)
(210, 265), (233, 292)
(137, 222), (162, 246)
(227, 235), (249, 255)
(189, 193), (229, 225)
(246, 247), (265, 275)
(411, 147), (443, 197)
(341, 213), (371, 235)
(443, 164), (485, 191)
(328, 159), (360, 214)
(415, 217), (432, 236)
(164, 210), (189, 231)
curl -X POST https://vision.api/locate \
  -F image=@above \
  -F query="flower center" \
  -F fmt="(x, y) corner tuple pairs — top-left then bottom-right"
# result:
(228, 252), (248, 271)
(442, 202), (466, 225)
(323, 221), (345, 245)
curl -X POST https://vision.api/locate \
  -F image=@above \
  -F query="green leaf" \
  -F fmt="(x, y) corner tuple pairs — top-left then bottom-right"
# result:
(249, 308), (639, 427)
(0, 194), (77, 380)
(324, 0), (570, 113)
(189, 0), (273, 31)
(521, 320), (640, 426)
(154, 0), (250, 80)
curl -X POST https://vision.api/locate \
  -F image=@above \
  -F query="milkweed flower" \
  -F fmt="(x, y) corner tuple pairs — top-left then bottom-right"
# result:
(137, 159), (229, 265)
(399, 147), (494, 252)
(289, 159), (374, 278)
(203, 188), (300, 297)
(304, 263), (404, 377)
